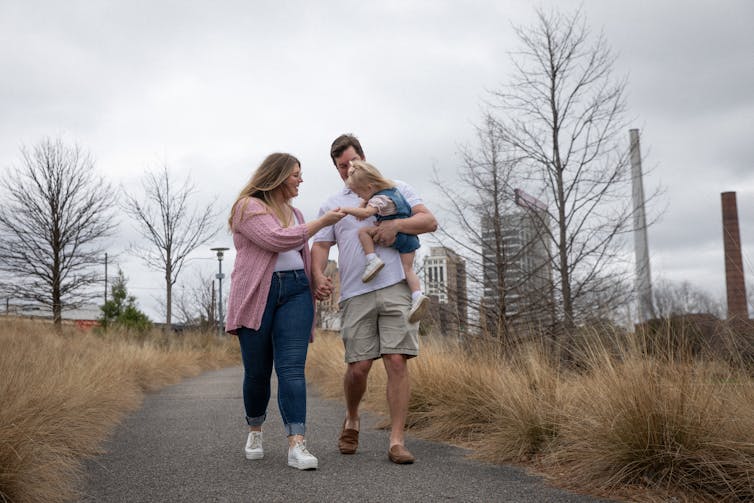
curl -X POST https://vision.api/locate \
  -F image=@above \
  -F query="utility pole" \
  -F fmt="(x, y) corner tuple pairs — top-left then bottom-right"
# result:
(210, 280), (216, 332)
(104, 252), (108, 305)
(210, 247), (229, 336)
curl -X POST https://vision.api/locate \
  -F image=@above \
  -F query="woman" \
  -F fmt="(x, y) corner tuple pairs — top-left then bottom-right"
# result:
(225, 153), (344, 470)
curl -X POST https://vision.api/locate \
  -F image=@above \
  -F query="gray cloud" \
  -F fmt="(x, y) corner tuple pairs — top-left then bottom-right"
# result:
(1, 0), (752, 318)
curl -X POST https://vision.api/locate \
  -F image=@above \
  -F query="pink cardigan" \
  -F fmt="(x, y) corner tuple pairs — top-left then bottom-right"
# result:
(225, 198), (316, 339)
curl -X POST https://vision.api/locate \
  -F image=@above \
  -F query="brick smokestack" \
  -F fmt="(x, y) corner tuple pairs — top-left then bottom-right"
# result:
(721, 192), (748, 320)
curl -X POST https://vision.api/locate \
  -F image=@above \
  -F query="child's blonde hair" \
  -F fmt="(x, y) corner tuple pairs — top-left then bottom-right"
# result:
(346, 160), (394, 194)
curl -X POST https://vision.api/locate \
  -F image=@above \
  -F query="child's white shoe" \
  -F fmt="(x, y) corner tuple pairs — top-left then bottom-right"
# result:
(408, 294), (430, 324)
(361, 256), (385, 282)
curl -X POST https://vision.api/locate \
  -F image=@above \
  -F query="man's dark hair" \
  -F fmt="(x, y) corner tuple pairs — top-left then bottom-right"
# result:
(330, 134), (364, 165)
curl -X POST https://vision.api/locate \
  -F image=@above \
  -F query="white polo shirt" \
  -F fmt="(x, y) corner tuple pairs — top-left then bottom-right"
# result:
(313, 180), (423, 302)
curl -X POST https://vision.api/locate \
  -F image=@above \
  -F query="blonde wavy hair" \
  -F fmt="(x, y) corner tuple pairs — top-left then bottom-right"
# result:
(228, 153), (300, 230)
(346, 160), (394, 195)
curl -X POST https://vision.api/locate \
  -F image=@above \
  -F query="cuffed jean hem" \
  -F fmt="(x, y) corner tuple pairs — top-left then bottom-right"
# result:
(285, 422), (306, 436)
(246, 413), (266, 427)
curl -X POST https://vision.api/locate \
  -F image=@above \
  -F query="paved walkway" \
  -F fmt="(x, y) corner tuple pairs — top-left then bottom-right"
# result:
(80, 366), (610, 502)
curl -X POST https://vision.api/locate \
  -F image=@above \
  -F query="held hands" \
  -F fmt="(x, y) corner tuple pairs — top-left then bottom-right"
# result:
(312, 274), (333, 300)
(321, 208), (346, 226)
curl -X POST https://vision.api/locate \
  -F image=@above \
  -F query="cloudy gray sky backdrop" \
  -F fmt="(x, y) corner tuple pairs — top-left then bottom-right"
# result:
(1, 0), (753, 320)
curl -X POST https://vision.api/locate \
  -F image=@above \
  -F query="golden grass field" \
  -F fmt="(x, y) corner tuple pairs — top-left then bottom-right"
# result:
(3, 317), (754, 502)
(0, 318), (239, 503)
(307, 329), (754, 502)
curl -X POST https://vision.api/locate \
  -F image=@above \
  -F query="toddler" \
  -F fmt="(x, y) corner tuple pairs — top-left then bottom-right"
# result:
(340, 160), (429, 323)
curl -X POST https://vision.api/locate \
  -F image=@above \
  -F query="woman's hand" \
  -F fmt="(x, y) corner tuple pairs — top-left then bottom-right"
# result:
(312, 273), (333, 300)
(306, 209), (346, 236)
(321, 209), (346, 226)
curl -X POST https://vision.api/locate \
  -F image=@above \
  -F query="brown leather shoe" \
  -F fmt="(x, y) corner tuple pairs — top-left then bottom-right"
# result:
(338, 420), (359, 454)
(388, 444), (415, 464)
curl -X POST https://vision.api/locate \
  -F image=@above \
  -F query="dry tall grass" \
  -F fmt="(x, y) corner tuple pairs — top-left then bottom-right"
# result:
(0, 318), (239, 503)
(307, 328), (754, 502)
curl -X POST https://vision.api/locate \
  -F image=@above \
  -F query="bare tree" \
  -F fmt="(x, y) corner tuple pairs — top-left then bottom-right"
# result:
(572, 273), (633, 326)
(432, 114), (554, 344)
(491, 8), (642, 335)
(174, 271), (217, 330)
(0, 138), (115, 325)
(123, 166), (219, 327)
(653, 279), (724, 318)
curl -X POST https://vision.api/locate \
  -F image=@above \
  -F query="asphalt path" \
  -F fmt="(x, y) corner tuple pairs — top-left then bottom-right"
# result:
(80, 366), (611, 503)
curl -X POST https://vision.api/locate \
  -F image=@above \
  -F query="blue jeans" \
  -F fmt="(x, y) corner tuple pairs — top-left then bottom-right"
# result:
(237, 270), (313, 437)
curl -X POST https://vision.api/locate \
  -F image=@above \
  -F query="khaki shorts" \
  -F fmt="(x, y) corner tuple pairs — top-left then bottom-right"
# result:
(339, 282), (419, 363)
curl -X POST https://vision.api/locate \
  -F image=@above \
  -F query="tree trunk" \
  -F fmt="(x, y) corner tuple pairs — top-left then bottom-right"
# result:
(165, 267), (172, 329)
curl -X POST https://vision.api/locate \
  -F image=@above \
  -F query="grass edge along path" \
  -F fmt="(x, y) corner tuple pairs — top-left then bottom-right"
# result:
(0, 319), (239, 503)
(306, 330), (754, 503)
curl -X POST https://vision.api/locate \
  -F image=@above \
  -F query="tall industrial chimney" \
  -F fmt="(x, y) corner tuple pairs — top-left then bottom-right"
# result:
(630, 129), (655, 322)
(721, 192), (748, 320)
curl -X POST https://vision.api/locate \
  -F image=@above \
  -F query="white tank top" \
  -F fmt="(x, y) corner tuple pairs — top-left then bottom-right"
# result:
(274, 212), (305, 271)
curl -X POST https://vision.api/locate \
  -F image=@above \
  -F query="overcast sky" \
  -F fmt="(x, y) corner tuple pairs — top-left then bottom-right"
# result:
(1, 0), (753, 321)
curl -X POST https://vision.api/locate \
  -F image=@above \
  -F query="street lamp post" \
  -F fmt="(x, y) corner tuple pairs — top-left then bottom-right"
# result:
(210, 247), (230, 336)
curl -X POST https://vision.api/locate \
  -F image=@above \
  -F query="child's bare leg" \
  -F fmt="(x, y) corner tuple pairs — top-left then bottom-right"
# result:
(400, 252), (420, 293)
(403, 251), (428, 324)
(358, 226), (377, 255)
(360, 226), (384, 283)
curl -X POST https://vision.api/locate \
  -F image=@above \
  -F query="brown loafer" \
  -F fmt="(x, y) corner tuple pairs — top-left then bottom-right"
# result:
(338, 420), (359, 454)
(388, 444), (415, 464)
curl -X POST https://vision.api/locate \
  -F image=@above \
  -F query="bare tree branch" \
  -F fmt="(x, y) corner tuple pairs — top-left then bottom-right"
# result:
(431, 113), (555, 346)
(0, 138), (116, 325)
(174, 271), (218, 329)
(490, 7), (654, 337)
(653, 279), (724, 318)
(123, 165), (219, 326)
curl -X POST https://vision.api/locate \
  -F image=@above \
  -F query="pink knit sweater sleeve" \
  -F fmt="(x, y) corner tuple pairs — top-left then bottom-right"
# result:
(233, 199), (309, 252)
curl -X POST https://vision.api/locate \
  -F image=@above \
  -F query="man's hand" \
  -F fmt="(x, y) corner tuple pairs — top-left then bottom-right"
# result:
(372, 219), (399, 247)
(372, 203), (437, 247)
(312, 273), (333, 300)
(311, 241), (334, 299)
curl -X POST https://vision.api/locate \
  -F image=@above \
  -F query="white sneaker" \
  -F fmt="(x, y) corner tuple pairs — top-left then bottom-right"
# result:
(288, 440), (318, 470)
(408, 294), (430, 324)
(245, 431), (264, 460)
(361, 256), (385, 282)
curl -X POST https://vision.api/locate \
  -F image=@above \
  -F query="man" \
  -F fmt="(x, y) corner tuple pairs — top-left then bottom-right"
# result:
(311, 134), (437, 464)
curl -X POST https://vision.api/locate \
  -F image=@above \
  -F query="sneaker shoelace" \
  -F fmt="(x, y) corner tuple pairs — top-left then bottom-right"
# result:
(250, 434), (262, 449)
(294, 441), (311, 456)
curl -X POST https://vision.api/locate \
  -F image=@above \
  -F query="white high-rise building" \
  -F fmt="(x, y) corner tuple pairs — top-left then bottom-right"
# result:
(423, 247), (467, 334)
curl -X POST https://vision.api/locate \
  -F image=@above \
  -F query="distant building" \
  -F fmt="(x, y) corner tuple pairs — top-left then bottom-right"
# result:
(316, 260), (341, 331)
(423, 247), (468, 335)
(481, 189), (553, 333)
(10, 303), (102, 330)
